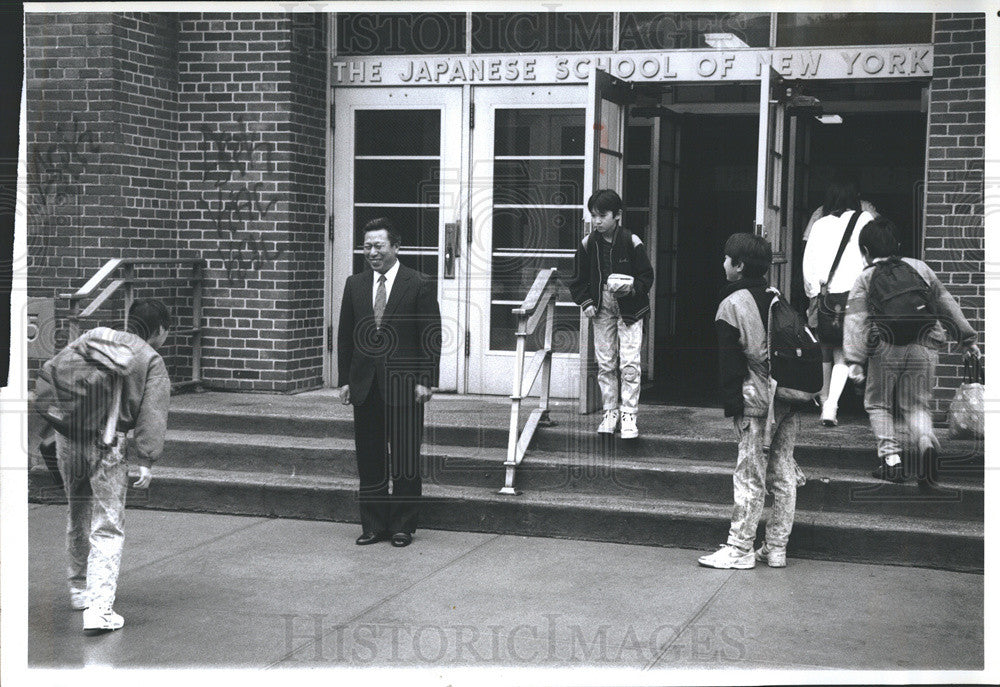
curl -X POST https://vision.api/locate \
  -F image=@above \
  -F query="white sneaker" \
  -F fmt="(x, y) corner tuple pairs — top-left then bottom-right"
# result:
(620, 411), (638, 439)
(597, 409), (619, 434)
(698, 544), (755, 569)
(70, 589), (89, 611)
(754, 543), (787, 568)
(83, 606), (124, 634)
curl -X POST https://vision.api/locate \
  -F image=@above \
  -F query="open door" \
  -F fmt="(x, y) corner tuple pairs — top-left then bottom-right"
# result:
(755, 67), (791, 296)
(578, 67), (632, 413)
(787, 109), (814, 312)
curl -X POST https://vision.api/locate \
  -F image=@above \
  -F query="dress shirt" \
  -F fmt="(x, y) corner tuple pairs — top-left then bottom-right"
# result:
(372, 260), (401, 309)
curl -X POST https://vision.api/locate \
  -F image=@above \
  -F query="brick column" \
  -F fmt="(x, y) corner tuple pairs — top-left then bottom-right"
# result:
(176, 13), (327, 392)
(924, 12), (985, 421)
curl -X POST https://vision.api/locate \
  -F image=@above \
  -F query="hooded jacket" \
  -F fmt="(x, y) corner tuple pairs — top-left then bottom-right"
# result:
(714, 278), (773, 418)
(568, 228), (654, 324)
(68, 327), (171, 466)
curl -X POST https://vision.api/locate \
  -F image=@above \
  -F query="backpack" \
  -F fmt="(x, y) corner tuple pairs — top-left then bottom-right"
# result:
(765, 288), (824, 405)
(32, 328), (131, 448)
(867, 258), (935, 345)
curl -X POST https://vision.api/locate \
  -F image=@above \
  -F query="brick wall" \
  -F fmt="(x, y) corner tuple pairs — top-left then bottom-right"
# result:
(26, 13), (189, 378)
(26, 12), (328, 392)
(175, 12), (327, 392)
(924, 13), (985, 421)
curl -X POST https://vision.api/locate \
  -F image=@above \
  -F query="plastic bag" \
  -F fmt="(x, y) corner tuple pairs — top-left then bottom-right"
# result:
(948, 354), (984, 440)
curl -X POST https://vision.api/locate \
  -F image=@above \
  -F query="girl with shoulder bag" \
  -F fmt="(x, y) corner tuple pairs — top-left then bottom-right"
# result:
(801, 177), (876, 427)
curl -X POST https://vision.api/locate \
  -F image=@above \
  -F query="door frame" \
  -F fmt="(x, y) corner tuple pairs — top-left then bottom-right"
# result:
(464, 84), (587, 397)
(328, 86), (465, 392)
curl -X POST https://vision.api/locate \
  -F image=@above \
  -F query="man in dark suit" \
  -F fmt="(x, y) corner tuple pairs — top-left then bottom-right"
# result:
(336, 217), (441, 547)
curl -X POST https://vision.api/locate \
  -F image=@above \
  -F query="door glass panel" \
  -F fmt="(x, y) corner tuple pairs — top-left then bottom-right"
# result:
(337, 13), (466, 56)
(354, 160), (442, 204)
(472, 13), (613, 53)
(490, 304), (580, 353)
(495, 110), (585, 156)
(355, 110), (441, 155)
(492, 208), (579, 251)
(619, 12), (771, 50)
(493, 160), (584, 206)
(776, 13), (932, 47)
(489, 108), (585, 352)
(353, 109), (441, 270)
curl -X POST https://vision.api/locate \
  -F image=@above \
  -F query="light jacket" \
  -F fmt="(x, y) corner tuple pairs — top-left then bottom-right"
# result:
(568, 228), (654, 324)
(70, 327), (171, 466)
(843, 257), (977, 365)
(715, 278), (773, 418)
(802, 209), (875, 298)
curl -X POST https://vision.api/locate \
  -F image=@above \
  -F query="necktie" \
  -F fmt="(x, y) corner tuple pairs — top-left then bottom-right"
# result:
(374, 274), (387, 327)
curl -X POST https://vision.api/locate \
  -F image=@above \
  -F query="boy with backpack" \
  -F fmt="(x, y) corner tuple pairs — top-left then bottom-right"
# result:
(844, 218), (980, 483)
(569, 189), (654, 438)
(35, 299), (171, 634)
(699, 233), (806, 570)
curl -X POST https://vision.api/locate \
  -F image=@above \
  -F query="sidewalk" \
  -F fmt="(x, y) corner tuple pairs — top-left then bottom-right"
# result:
(28, 504), (983, 671)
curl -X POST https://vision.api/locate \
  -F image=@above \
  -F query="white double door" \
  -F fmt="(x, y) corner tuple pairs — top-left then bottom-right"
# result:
(331, 72), (795, 397)
(332, 85), (587, 396)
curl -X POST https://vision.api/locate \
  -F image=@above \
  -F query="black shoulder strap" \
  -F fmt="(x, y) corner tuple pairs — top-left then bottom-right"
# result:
(825, 210), (863, 287)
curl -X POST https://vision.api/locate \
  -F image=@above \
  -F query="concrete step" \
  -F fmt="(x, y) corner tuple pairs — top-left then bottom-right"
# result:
(166, 407), (985, 476)
(157, 429), (984, 522)
(27, 466), (983, 573)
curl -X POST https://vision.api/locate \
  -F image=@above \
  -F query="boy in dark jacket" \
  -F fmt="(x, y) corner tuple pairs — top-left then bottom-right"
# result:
(569, 190), (654, 438)
(699, 233), (800, 569)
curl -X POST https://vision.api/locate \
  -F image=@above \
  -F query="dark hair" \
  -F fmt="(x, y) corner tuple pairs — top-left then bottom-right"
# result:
(822, 176), (861, 218)
(127, 299), (171, 340)
(858, 217), (901, 259)
(362, 217), (402, 247)
(587, 189), (623, 216)
(724, 232), (772, 279)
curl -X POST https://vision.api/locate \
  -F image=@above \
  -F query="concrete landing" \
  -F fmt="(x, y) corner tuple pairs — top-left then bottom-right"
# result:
(27, 505), (984, 672)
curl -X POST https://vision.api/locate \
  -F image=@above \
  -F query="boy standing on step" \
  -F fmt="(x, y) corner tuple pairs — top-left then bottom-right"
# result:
(699, 233), (800, 570)
(569, 190), (654, 439)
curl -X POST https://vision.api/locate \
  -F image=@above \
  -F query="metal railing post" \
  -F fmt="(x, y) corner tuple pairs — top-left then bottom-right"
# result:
(500, 268), (559, 495)
(500, 312), (528, 495)
(191, 260), (204, 387)
(122, 263), (135, 330)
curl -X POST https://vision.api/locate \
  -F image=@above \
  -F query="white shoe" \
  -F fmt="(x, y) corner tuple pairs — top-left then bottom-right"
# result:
(597, 409), (619, 434)
(821, 400), (838, 427)
(698, 544), (755, 569)
(755, 543), (787, 568)
(70, 589), (89, 611)
(83, 606), (124, 634)
(620, 412), (638, 439)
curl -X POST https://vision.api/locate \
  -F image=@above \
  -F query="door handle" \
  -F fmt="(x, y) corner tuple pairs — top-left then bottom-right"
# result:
(444, 221), (460, 279)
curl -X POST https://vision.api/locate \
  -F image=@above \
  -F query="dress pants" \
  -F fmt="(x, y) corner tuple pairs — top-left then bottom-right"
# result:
(353, 382), (424, 535)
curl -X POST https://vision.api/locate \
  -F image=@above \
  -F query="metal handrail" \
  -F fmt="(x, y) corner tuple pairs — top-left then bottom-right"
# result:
(61, 258), (207, 391)
(499, 268), (559, 495)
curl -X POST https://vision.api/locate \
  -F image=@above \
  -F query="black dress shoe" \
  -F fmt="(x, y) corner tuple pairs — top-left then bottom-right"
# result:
(390, 532), (412, 547)
(355, 531), (388, 545)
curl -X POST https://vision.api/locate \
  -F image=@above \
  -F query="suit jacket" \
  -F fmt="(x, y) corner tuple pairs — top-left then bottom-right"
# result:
(337, 263), (441, 406)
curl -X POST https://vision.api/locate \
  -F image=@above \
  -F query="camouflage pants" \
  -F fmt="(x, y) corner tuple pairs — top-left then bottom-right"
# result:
(593, 285), (643, 413)
(56, 433), (129, 610)
(727, 404), (799, 551)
